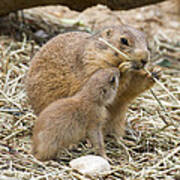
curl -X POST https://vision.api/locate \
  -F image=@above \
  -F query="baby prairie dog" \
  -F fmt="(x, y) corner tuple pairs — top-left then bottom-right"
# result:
(32, 68), (120, 161)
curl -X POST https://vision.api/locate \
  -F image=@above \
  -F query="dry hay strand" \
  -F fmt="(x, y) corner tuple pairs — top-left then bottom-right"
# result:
(0, 22), (180, 180)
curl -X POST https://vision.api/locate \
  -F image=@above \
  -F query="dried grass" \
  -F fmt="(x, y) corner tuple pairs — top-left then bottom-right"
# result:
(0, 6), (180, 180)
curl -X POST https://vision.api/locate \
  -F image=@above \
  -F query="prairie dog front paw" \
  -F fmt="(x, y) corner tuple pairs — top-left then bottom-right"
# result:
(118, 62), (132, 74)
(144, 66), (162, 83)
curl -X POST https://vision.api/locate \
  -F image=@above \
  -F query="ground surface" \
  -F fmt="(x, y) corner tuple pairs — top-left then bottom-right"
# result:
(0, 0), (180, 179)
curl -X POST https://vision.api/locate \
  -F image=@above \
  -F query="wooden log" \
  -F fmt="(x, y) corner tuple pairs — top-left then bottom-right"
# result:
(0, 0), (166, 16)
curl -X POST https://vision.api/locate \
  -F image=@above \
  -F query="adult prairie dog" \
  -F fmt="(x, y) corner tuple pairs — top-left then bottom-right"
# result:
(32, 68), (120, 161)
(26, 25), (149, 115)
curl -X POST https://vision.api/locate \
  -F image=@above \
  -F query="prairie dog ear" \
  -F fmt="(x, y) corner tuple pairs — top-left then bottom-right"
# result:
(101, 28), (114, 38)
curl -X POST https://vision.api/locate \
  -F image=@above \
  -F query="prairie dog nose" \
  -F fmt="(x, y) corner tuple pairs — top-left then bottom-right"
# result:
(141, 59), (148, 66)
(131, 49), (149, 69)
(134, 49), (149, 62)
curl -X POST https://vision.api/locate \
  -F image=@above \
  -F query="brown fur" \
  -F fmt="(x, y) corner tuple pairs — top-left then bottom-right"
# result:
(32, 68), (120, 161)
(26, 25), (159, 140)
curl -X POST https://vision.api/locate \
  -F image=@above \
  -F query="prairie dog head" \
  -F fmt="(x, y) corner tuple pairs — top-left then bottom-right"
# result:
(97, 25), (149, 69)
(81, 68), (120, 105)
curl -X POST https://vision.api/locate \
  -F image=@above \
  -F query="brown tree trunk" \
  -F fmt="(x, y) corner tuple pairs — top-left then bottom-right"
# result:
(0, 0), (166, 17)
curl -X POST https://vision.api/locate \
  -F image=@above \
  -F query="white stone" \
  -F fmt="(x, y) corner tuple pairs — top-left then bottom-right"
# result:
(69, 155), (111, 176)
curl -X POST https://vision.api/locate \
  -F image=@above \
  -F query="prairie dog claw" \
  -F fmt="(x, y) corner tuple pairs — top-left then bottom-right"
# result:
(151, 67), (162, 80)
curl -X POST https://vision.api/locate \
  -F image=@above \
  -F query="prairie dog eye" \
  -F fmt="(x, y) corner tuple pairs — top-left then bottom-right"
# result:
(120, 37), (129, 46)
(109, 76), (116, 84)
